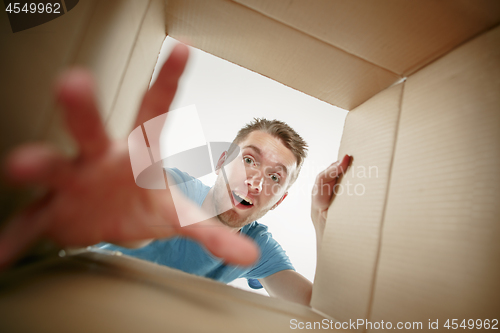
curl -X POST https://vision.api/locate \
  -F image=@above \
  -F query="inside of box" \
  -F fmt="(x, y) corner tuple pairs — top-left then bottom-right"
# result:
(312, 24), (500, 323)
(1, 0), (499, 330)
(150, 36), (349, 295)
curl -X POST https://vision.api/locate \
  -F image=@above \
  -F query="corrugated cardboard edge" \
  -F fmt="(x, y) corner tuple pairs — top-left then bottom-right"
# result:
(311, 83), (404, 326)
(165, 0), (401, 111)
(0, 250), (337, 333)
(106, 0), (166, 140)
(233, 0), (500, 77)
(368, 24), (500, 328)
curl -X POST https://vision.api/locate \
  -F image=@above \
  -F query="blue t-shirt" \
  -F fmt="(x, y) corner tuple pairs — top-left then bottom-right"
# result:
(99, 168), (294, 288)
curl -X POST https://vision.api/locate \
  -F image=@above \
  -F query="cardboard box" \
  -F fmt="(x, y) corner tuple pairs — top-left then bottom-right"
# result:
(1, 0), (499, 331)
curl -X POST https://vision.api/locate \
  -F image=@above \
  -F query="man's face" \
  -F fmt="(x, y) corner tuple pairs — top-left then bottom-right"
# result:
(212, 130), (298, 229)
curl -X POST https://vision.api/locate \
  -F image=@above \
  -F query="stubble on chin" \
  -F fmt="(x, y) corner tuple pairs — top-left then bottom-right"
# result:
(216, 210), (247, 229)
(212, 179), (264, 229)
(217, 205), (272, 230)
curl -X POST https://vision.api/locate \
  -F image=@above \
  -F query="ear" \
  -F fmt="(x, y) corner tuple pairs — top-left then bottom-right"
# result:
(271, 192), (288, 210)
(215, 151), (227, 175)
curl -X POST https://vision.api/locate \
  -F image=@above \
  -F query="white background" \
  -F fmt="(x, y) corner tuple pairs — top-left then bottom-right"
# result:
(151, 37), (348, 295)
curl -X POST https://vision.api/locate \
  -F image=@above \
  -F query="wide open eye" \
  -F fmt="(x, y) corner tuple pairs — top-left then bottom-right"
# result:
(244, 156), (255, 165)
(270, 174), (280, 183)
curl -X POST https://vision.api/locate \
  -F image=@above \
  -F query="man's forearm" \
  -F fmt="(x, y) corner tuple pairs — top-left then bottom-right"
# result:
(260, 270), (313, 306)
(311, 205), (327, 254)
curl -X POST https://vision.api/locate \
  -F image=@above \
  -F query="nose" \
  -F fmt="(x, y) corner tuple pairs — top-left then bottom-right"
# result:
(245, 173), (263, 193)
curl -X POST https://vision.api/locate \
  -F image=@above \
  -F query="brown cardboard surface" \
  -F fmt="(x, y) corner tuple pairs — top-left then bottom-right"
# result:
(45, 0), (152, 152)
(0, 0), (96, 221)
(368, 25), (500, 327)
(106, 0), (166, 140)
(71, 0), (150, 119)
(1, 1), (499, 329)
(235, 0), (500, 76)
(0, 0), (95, 160)
(1, 0), (165, 223)
(311, 83), (403, 325)
(0, 251), (333, 333)
(165, 0), (401, 111)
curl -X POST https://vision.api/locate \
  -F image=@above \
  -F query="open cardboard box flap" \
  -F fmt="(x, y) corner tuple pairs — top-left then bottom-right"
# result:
(166, 0), (500, 110)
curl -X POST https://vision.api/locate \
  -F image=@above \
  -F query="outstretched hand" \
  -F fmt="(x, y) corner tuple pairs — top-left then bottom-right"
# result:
(0, 44), (259, 270)
(311, 154), (351, 237)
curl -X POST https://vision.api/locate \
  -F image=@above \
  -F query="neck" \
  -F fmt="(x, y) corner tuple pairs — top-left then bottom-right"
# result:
(203, 187), (241, 234)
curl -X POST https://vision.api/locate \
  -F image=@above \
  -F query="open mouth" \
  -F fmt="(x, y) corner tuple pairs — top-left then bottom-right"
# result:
(231, 191), (254, 210)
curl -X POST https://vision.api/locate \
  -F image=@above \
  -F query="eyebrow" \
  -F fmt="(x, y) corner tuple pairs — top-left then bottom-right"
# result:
(242, 145), (289, 177)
